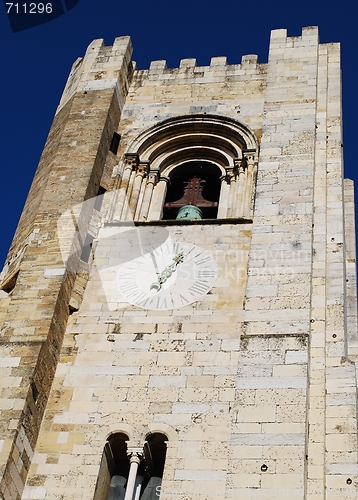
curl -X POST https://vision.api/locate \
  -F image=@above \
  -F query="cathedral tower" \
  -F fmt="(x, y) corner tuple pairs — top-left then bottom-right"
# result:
(0, 27), (357, 500)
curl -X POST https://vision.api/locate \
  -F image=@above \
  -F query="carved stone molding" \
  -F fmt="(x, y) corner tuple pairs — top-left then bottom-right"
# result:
(124, 153), (139, 170)
(137, 162), (150, 176)
(242, 149), (258, 167)
(147, 169), (160, 186)
(127, 448), (144, 462)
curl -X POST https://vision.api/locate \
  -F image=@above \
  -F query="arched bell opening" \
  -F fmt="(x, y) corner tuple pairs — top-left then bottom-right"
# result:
(113, 115), (258, 222)
(143, 432), (167, 479)
(162, 161), (221, 220)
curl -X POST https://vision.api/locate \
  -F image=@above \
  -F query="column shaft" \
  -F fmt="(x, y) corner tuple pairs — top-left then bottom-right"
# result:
(124, 454), (141, 500)
(139, 171), (159, 221)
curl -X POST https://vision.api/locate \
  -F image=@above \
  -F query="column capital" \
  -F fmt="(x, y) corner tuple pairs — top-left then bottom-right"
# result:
(137, 162), (150, 176)
(159, 175), (170, 185)
(127, 448), (143, 464)
(233, 158), (242, 168)
(124, 153), (140, 169)
(242, 149), (258, 167)
(233, 157), (247, 175)
(147, 169), (160, 186)
(224, 165), (238, 183)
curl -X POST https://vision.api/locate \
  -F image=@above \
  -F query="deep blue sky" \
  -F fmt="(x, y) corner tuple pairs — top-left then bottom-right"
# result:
(0, 0), (357, 267)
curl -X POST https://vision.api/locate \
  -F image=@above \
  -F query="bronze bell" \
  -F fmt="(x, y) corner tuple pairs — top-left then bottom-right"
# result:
(176, 205), (203, 220)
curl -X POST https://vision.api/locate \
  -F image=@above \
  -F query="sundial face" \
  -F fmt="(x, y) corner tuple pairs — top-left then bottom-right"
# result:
(117, 240), (218, 310)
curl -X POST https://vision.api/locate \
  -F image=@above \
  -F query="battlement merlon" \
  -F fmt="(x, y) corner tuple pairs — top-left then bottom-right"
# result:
(57, 36), (134, 114)
(144, 53), (261, 77)
(270, 25), (319, 43)
(268, 26), (339, 57)
(58, 26), (338, 106)
(144, 27), (322, 75)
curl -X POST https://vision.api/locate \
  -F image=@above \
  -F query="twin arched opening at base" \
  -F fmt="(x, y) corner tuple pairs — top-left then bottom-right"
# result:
(94, 433), (167, 500)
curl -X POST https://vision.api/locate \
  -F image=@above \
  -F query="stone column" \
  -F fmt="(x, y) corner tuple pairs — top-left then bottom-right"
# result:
(226, 165), (238, 218)
(123, 450), (143, 500)
(217, 174), (230, 218)
(139, 169), (160, 221)
(147, 176), (170, 221)
(126, 169), (137, 207)
(134, 176), (148, 220)
(127, 163), (149, 220)
(234, 158), (247, 218)
(242, 152), (257, 218)
(113, 154), (138, 221)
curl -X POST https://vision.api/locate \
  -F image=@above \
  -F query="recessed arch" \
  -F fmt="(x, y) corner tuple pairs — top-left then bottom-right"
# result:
(157, 147), (230, 177)
(143, 132), (239, 165)
(113, 114), (259, 222)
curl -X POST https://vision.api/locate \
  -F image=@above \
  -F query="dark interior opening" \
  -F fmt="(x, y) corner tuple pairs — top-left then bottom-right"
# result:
(105, 433), (129, 500)
(140, 433), (167, 500)
(30, 380), (39, 403)
(143, 433), (167, 479)
(110, 132), (121, 155)
(106, 433), (130, 479)
(94, 186), (107, 212)
(162, 161), (221, 220)
(1, 271), (19, 294)
(80, 234), (94, 262)
(68, 304), (78, 315)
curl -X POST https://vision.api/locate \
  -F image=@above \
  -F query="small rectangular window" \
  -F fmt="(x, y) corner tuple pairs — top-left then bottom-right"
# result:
(30, 380), (39, 403)
(1, 271), (19, 294)
(80, 234), (94, 262)
(109, 132), (121, 154)
(94, 186), (107, 212)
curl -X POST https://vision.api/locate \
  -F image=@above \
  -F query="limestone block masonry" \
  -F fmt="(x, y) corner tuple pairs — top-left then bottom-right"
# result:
(0, 26), (357, 500)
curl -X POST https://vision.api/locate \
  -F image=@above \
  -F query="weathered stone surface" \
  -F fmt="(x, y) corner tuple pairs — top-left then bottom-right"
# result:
(0, 27), (357, 500)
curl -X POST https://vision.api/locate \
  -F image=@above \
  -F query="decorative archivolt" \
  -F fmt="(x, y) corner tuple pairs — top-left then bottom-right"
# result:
(129, 114), (258, 158)
(109, 115), (259, 222)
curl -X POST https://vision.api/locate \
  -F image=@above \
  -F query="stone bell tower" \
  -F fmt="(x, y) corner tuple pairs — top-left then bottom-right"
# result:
(0, 26), (357, 500)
